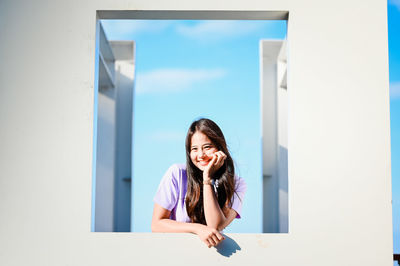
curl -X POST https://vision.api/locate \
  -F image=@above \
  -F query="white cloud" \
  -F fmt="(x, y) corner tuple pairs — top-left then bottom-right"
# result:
(101, 20), (173, 37)
(135, 68), (226, 94)
(176, 21), (265, 41)
(389, 0), (400, 10)
(390, 82), (400, 99)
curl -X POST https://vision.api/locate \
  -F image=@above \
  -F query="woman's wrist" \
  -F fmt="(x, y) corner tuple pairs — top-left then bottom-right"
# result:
(203, 179), (213, 185)
(203, 172), (212, 181)
(202, 173), (213, 185)
(192, 223), (206, 235)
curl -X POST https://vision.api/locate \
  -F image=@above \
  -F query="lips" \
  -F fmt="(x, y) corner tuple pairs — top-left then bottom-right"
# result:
(198, 158), (211, 166)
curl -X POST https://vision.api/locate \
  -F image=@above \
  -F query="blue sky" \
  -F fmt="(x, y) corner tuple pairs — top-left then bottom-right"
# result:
(101, 2), (400, 248)
(388, 0), (400, 254)
(101, 19), (286, 233)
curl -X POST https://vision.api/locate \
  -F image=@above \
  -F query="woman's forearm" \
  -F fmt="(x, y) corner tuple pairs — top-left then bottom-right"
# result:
(151, 218), (202, 234)
(202, 182), (226, 230)
(151, 218), (225, 248)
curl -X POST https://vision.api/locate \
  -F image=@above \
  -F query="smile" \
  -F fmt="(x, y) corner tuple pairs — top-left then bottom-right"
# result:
(198, 160), (211, 166)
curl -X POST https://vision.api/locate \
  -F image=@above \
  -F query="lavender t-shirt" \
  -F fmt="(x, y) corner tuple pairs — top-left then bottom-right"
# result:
(153, 164), (246, 222)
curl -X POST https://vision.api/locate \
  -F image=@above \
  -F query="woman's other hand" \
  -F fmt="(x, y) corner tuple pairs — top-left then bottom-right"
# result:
(203, 151), (227, 179)
(195, 224), (225, 248)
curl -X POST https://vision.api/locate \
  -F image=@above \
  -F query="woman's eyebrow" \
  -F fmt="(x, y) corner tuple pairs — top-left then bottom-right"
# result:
(202, 143), (213, 147)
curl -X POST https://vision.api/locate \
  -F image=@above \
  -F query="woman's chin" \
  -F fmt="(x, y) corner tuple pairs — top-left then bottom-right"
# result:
(195, 163), (207, 171)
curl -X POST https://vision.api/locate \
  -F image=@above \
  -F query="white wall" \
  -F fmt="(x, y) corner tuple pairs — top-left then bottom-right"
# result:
(261, 40), (288, 233)
(0, 2), (393, 266)
(94, 39), (135, 232)
(277, 42), (288, 233)
(95, 87), (116, 231)
(112, 41), (135, 232)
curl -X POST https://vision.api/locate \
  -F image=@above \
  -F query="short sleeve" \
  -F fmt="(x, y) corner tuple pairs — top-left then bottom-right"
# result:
(230, 176), (246, 219)
(153, 165), (179, 211)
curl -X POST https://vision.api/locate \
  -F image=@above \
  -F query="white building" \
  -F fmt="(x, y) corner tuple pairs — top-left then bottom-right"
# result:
(0, 3), (393, 266)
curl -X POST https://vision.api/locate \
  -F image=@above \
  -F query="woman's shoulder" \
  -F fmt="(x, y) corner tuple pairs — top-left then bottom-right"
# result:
(234, 174), (245, 183)
(158, 164), (187, 189)
(168, 163), (186, 172)
(165, 163), (187, 180)
(234, 175), (247, 192)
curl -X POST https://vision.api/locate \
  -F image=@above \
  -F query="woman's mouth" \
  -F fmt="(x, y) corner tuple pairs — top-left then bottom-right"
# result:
(198, 159), (210, 166)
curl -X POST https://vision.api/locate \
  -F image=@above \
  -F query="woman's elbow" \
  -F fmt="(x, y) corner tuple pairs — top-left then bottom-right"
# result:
(216, 222), (227, 231)
(207, 220), (225, 231)
(151, 220), (160, 232)
(216, 217), (230, 231)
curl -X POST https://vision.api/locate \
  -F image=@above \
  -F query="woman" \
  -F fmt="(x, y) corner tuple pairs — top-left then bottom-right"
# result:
(151, 118), (246, 248)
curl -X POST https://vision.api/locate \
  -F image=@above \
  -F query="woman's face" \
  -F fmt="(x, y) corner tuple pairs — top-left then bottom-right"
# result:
(190, 131), (218, 171)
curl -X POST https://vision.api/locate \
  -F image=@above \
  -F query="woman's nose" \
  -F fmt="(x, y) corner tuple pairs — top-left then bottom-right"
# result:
(198, 149), (205, 158)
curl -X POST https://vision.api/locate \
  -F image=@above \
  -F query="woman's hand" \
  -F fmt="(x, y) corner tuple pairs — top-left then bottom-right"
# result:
(195, 224), (225, 248)
(203, 151), (227, 179)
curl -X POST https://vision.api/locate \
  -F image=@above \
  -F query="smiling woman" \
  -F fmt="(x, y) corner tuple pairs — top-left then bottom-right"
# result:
(151, 118), (246, 248)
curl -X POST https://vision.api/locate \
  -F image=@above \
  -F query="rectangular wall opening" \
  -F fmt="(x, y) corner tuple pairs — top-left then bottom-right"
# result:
(92, 11), (289, 233)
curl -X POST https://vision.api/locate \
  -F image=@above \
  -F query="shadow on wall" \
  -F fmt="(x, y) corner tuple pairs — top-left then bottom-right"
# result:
(215, 235), (241, 257)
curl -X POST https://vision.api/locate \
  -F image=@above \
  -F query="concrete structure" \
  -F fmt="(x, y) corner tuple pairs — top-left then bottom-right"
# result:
(0, 3), (393, 266)
(94, 21), (134, 232)
(261, 40), (288, 233)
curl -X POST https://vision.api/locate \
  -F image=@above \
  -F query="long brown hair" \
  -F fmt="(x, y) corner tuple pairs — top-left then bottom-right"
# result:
(185, 118), (235, 224)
